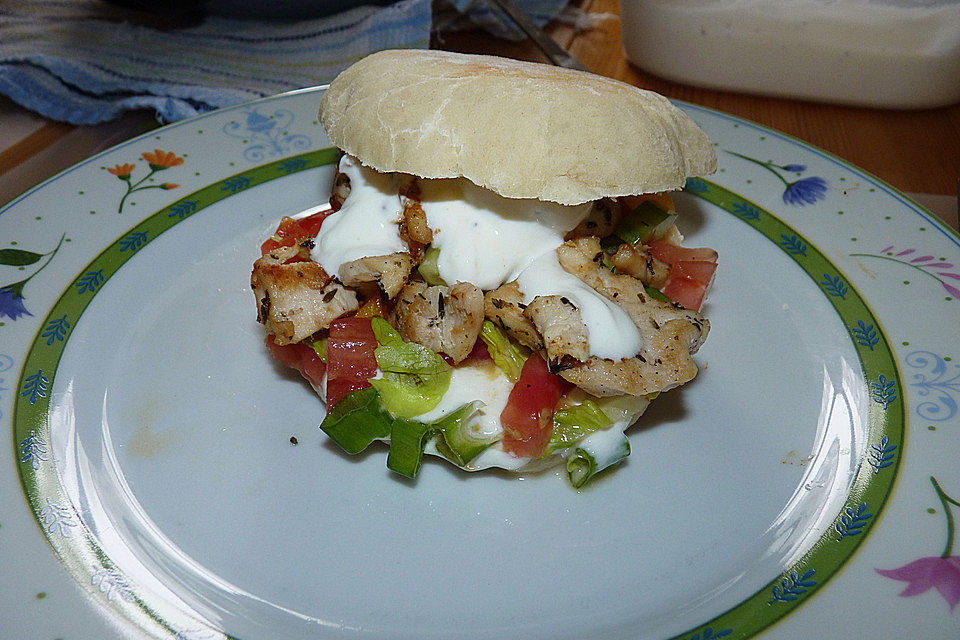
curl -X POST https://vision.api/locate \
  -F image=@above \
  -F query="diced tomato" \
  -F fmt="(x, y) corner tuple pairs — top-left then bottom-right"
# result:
(670, 260), (717, 285)
(264, 335), (326, 387)
(646, 239), (718, 265)
(325, 317), (379, 407)
(646, 239), (718, 312)
(500, 353), (570, 458)
(661, 264), (717, 311)
(460, 339), (492, 365)
(260, 210), (333, 255)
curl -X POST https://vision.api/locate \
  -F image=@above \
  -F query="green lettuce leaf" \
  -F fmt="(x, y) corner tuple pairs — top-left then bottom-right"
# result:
(479, 320), (527, 382)
(417, 247), (447, 286)
(371, 316), (403, 346)
(542, 400), (612, 457)
(369, 317), (452, 418)
(595, 394), (652, 424)
(306, 336), (327, 362)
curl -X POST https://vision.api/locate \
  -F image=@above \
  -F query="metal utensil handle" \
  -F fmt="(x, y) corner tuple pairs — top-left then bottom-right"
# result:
(488, 0), (590, 72)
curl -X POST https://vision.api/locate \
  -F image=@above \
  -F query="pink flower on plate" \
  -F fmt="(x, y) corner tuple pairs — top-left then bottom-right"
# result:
(851, 246), (960, 300)
(877, 477), (960, 612)
(876, 556), (960, 610)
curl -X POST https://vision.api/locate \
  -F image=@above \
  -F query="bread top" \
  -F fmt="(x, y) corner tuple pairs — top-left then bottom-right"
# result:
(319, 49), (716, 206)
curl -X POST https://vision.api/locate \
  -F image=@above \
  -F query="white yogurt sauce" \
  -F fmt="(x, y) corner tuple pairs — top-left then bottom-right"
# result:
(516, 253), (643, 360)
(416, 177), (589, 290)
(418, 173), (643, 360)
(314, 155), (644, 360)
(467, 416), (636, 472)
(312, 155), (407, 275)
(415, 365), (513, 440)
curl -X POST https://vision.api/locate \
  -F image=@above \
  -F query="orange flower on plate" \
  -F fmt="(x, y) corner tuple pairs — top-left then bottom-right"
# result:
(109, 150), (187, 213)
(107, 163), (136, 178)
(141, 149), (184, 170)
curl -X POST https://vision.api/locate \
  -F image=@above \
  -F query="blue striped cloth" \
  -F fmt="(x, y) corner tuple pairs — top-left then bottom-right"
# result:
(0, 0), (568, 124)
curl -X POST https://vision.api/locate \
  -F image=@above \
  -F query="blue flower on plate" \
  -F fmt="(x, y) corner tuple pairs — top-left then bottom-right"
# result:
(0, 281), (31, 320)
(223, 107), (311, 162)
(245, 110), (277, 134)
(1, 234), (65, 322)
(784, 176), (829, 206)
(726, 151), (828, 207)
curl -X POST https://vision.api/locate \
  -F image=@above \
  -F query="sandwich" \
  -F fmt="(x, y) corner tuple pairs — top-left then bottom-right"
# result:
(251, 49), (717, 487)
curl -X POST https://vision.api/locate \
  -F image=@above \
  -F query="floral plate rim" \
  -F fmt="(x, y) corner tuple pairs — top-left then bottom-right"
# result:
(1, 87), (958, 640)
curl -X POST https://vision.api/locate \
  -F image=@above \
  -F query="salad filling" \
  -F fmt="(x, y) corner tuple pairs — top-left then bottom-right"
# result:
(252, 154), (716, 487)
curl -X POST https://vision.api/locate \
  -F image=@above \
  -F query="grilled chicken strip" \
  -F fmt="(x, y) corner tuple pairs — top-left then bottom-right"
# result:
(553, 236), (709, 396)
(523, 295), (590, 368)
(400, 198), (433, 243)
(565, 198), (621, 240)
(559, 237), (708, 349)
(609, 242), (670, 288)
(338, 252), (414, 299)
(395, 280), (485, 363)
(330, 165), (351, 210)
(560, 320), (705, 396)
(252, 243), (359, 344)
(397, 199), (432, 263)
(484, 281), (544, 351)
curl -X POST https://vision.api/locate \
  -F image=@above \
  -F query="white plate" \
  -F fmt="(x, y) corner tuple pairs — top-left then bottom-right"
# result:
(2, 87), (959, 640)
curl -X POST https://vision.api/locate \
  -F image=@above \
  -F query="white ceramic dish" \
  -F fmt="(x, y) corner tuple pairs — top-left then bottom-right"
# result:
(619, 0), (960, 109)
(2, 86), (959, 640)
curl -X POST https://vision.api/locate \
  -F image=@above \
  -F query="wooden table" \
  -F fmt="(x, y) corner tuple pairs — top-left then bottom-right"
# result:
(1, 0), (958, 230)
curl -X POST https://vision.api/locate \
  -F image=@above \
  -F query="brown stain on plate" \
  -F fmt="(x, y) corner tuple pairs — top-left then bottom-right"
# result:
(126, 397), (175, 459)
(781, 450), (814, 467)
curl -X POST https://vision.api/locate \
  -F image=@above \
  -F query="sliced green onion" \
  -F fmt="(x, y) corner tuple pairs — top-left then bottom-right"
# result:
(388, 403), (499, 477)
(435, 402), (499, 466)
(566, 432), (631, 489)
(644, 285), (672, 304)
(600, 234), (621, 254)
(371, 372), (450, 419)
(418, 247), (447, 286)
(319, 387), (392, 454)
(542, 400), (612, 457)
(386, 419), (435, 478)
(615, 200), (677, 245)
(479, 320), (527, 382)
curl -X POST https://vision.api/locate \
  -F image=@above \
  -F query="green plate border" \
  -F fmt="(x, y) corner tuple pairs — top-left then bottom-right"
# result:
(669, 178), (904, 640)
(12, 170), (904, 640)
(13, 146), (339, 639)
